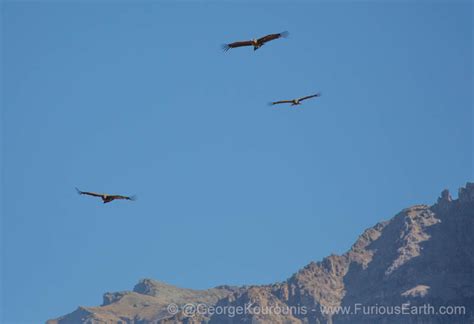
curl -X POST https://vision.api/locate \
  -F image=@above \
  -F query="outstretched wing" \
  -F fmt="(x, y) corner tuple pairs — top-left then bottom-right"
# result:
(298, 93), (321, 102)
(76, 187), (103, 198)
(270, 100), (293, 105)
(222, 40), (253, 52)
(257, 31), (289, 45)
(109, 195), (136, 201)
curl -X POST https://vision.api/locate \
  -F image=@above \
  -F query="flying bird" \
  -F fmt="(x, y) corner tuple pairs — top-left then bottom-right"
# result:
(270, 93), (321, 107)
(223, 31), (289, 52)
(76, 188), (136, 204)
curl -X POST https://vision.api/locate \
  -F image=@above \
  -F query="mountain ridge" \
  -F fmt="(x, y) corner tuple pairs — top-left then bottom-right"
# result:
(47, 182), (474, 324)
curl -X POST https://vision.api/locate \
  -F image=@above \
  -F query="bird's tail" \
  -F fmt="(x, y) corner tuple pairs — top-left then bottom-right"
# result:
(280, 31), (289, 38)
(221, 44), (231, 52)
(75, 187), (83, 195)
(128, 195), (137, 201)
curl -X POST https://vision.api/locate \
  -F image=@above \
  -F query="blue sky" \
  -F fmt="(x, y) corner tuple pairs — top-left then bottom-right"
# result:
(1, 1), (472, 323)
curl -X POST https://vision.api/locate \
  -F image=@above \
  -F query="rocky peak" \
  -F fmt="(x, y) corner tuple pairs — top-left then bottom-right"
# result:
(437, 188), (452, 205)
(133, 279), (172, 296)
(433, 188), (452, 212)
(459, 182), (474, 203)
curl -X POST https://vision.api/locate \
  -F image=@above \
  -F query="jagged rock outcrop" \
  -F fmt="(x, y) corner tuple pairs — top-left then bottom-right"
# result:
(48, 182), (474, 324)
(47, 280), (240, 324)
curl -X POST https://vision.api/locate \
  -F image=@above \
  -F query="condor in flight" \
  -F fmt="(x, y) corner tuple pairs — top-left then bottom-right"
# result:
(223, 31), (289, 52)
(76, 188), (136, 204)
(270, 93), (321, 107)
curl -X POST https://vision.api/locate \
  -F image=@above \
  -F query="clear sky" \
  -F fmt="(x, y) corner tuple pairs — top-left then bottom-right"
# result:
(1, 1), (472, 323)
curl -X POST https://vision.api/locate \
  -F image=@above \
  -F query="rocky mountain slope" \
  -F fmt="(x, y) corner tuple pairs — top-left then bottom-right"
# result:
(48, 183), (474, 324)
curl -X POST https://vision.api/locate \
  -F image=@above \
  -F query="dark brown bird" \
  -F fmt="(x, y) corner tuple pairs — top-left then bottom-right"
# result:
(270, 93), (321, 107)
(223, 31), (289, 52)
(76, 188), (136, 204)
